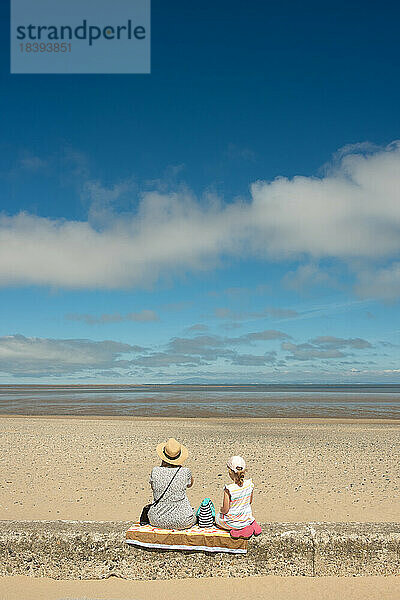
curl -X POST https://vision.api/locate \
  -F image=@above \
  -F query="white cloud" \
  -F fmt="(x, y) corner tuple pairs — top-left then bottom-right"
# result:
(82, 179), (135, 228)
(0, 334), (142, 376)
(354, 262), (400, 300)
(249, 140), (400, 260)
(0, 141), (399, 296)
(282, 263), (340, 292)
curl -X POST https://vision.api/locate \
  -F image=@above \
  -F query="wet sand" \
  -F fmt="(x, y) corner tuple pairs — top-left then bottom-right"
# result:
(1, 391), (399, 419)
(1, 384), (400, 419)
(0, 416), (399, 522)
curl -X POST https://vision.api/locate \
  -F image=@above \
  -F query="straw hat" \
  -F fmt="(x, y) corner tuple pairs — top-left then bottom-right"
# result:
(156, 438), (189, 466)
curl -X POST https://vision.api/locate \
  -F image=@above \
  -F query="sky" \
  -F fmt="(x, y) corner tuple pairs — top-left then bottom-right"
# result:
(0, 0), (399, 383)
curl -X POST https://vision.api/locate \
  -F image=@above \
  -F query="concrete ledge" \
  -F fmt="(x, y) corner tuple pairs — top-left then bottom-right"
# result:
(0, 521), (399, 579)
(311, 522), (400, 576)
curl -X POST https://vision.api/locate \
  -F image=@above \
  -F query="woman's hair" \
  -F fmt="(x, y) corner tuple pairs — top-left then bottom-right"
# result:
(161, 460), (177, 468)
(229, 466), (245, 487)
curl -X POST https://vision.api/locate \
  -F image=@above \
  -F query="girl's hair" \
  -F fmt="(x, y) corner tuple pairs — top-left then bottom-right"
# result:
(230, 466), (245, 487)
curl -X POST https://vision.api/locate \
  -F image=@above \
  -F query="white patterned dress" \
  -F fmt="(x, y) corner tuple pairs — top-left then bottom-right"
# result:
(148, 466), (196, 530)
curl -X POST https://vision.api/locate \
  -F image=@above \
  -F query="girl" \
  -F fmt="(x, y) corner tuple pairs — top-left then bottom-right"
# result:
(215, 455), (261, 537)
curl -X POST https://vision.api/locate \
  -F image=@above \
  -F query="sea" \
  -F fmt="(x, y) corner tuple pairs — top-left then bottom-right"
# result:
(0, 384), (399, 419)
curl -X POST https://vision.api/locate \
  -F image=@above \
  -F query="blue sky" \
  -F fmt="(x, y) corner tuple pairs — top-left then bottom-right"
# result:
(0, 0), (399, 383)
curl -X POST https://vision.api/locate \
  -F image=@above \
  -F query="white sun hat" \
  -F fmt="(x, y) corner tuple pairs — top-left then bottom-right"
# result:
(227, 455), (246, 473)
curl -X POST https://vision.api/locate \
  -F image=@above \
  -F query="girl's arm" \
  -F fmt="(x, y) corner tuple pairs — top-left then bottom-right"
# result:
(250, 490), (253, 504)
(187, 476), (194, 488)
(220, 489), (230, 514)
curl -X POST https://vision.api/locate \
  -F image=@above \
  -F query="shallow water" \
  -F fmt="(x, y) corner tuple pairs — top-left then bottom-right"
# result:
(0, 384), (399, 418)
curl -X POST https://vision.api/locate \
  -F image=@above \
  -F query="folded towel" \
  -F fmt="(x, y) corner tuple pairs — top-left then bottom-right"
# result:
(126, 522), (247, 553)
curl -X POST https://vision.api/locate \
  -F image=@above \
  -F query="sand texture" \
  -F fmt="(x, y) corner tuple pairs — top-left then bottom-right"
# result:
(0, 575), (399, 600)
(0, 416), (399, 523)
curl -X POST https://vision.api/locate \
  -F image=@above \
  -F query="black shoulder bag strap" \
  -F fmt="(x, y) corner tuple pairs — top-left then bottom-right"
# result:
(153, 465), (182, 507)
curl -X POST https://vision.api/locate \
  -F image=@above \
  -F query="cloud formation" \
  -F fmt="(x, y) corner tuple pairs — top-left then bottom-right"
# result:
(65, 310), (159, 325)
(0, 334), (143, 377)
(168, 330), (289, 353)
(249, 143), (400, 260)
(0, 329), (289, 377)
(282, 263), (341, 293)
(0, 329), (380, 379)
(230, 352), (277, 366)
(1, 142), (399, 297)
(310, 336), (372, 350)
(282, 336), (372, 361)
(130, 330), (289, 368)
(354, 262), (400, 301)
(130, 336), (281, 369)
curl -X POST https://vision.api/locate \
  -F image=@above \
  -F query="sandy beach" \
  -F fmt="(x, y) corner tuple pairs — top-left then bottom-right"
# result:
(0, 416), (399, 522)
(0, 575), (399, 600)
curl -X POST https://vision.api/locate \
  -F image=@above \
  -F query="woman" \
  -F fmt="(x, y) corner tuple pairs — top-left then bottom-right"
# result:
(148, 437), (196, 530)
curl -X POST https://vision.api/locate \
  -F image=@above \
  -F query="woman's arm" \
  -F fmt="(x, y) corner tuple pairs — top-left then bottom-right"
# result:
(220, 489), (230, 514)
(187, 476), (194, 488)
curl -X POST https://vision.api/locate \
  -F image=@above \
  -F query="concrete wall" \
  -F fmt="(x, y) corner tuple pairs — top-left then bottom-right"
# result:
(0, 521), (399, 579)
